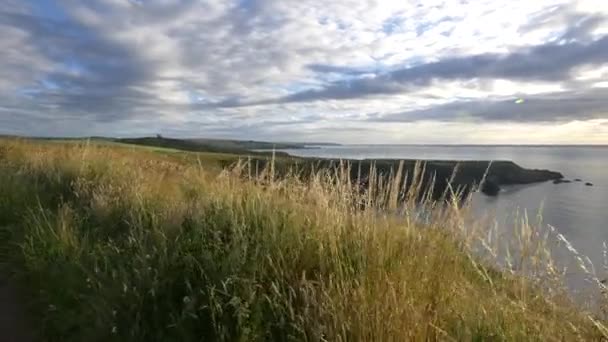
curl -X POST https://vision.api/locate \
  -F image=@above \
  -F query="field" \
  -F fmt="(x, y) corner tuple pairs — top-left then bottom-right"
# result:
(27, 136), (314, 155)
(0, 138), (606, 341)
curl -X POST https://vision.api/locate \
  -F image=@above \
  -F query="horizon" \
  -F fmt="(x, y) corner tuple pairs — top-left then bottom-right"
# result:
(6, 134), (608, 148)
(2, 1), (608, 144)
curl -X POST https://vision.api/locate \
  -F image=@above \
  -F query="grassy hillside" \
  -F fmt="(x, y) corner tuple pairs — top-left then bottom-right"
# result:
(24, 136), (320, 155)
(0, 138), (606, 341)
(117, 136), (303, 154)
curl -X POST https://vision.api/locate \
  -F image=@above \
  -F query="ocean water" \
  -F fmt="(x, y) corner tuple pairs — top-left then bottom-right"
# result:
(280, 145), (608, 298)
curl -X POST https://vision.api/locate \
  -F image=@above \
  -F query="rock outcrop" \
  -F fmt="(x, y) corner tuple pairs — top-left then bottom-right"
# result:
(244, 158), (563, 200)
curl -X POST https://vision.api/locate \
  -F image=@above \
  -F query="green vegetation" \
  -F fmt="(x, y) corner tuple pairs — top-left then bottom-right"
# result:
(26, 136), (564, 199)
(29, 136), (325, 155)
(0, 138), (606, 341)
(117, 136), (301, 155)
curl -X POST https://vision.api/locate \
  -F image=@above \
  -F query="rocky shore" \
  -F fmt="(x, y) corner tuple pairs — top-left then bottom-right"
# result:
(243, 157), (563, 199)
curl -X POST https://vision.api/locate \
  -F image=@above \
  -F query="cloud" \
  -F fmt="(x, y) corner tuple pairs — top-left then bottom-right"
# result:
(1, 0), (608, 143)
(369, 87), (608, 123)
(0, 7), (158, 121)
(269, 35), (608, 104)
(307, 64), (375, 76)
(519, 4), (606, 42)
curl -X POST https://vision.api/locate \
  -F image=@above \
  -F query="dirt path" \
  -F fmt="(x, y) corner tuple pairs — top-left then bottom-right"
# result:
(0, 276), (34, 342)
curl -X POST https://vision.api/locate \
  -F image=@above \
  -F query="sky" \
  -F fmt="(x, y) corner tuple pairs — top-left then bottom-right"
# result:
(1, 0), (608, 144)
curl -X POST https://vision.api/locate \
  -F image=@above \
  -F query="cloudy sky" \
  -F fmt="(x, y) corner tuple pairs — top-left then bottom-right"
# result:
(1, 0), (608, 144)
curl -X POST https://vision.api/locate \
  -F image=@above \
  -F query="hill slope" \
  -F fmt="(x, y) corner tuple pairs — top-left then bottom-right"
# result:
(0, 138), (604, 341)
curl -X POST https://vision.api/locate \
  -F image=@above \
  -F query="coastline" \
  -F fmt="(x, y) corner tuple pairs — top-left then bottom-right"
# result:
(249, 151), (563, 198)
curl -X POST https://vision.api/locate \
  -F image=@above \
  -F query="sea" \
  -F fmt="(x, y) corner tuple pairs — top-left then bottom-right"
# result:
(279, 145), (608, 302)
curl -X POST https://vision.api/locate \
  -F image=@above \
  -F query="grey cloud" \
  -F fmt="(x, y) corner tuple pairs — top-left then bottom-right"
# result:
(269, 35), (608, 104)
(0, 10), (154, 120)
(307, 64), (375, 76)
(560, 14), (607, 41)
(369, 87), (608, 123)
(1, 0), (287, 126)
(283, 76), (404, 102)
(520, 5), (605, 42)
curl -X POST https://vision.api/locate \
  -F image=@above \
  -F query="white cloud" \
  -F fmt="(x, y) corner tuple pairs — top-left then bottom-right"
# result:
(0, 0), (607, 143)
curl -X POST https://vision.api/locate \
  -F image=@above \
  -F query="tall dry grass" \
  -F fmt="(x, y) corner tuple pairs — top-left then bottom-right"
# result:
(0, 138), (606, 341)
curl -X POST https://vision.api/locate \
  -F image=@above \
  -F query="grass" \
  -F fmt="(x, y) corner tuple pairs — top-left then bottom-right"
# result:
(32, 135), (308, 155)
(116, 136), (307, 153)
(0, 138), (606, 341)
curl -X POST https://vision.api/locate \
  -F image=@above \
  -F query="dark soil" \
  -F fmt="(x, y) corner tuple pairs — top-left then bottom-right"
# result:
(0, 276), (33, 342)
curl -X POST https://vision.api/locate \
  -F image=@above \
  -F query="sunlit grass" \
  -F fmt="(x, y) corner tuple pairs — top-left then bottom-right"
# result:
(0, 138), (606, 341)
